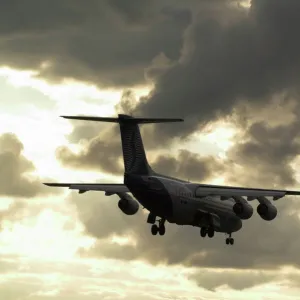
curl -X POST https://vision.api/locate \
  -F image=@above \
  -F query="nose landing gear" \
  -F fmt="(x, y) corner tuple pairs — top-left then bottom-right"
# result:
(225, 233), (234, 245)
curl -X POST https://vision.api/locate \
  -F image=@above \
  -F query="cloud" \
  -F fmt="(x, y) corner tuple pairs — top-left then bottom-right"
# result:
(188, 269), (300, 291)
(0, 0), (191, 88)
(189, 270), (277, 291)
(0, 255), (208, 300)
(3, 0), (300, 142)
(56, 126), (123, 176)
(152, 150), (223, 182)
(57, 124), (222, 181)
(0, 77), (55, 114)
(0, 133), (58, 197)
(57, 89), (223, 179)
(133, 0), (300, 141)
(0, 201), (26, 230)
(225, 119), (300, 188)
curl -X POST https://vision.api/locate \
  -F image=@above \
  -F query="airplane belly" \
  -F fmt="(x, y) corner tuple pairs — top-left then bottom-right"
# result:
(170, 195), (198, 225)
(219, 215), (243, 233)
(133, 189), (173, 218)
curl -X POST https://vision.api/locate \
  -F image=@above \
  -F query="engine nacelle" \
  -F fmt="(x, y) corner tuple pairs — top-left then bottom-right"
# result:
(233, 202), (253, 219)
(257, 203), (277, 221)
(118, 194), (139, 215)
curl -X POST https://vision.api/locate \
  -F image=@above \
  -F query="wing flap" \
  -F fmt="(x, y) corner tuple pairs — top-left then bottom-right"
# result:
(44, 183), (129, 193)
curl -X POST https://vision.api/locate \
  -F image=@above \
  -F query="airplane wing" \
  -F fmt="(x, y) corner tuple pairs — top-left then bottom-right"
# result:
(44, 183), (129, 194)
(192, 183), (300, 200)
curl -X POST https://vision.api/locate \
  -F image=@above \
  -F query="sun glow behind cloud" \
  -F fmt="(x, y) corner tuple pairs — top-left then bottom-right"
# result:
(182, 120), (238, 159)
(0, 66), (153, 183)
(0, 202), (95, 261)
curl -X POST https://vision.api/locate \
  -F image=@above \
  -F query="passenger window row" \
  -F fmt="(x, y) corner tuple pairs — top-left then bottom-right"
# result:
(178, 191), (193, 197)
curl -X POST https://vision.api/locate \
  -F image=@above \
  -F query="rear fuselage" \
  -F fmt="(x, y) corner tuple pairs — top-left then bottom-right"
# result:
(124, 174), (242, 234)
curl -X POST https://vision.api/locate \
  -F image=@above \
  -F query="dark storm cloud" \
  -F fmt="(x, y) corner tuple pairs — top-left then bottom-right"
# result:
(0, 133), (58, 197)
(225, 119), (300, 188)
(134, 0), (300, 141)
(152, 150), (223, 182)
(0, 0), (191, 87)
(56, 130), (123, 176)
(57, 135), (222, 182)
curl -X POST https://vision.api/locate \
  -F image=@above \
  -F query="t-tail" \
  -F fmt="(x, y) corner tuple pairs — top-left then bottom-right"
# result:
(61, 114), (184, 176)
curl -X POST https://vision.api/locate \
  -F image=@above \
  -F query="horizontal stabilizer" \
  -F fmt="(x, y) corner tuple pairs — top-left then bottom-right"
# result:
(44, 183), (129, 194)
(61, 114), (184, 124)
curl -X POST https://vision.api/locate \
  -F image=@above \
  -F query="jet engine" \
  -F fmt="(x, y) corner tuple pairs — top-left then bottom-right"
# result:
(257, 203), (277, 221)
(233, 202), (253, 219)
(118, 193), (139, 215)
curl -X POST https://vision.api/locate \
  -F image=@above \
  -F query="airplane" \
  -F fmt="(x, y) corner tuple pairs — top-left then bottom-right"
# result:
(44, 114), (300, 245)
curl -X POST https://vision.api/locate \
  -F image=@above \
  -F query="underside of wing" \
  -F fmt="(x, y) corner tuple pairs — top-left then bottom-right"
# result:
(44, 183), (129, 194)
(191, 183), (300, 200)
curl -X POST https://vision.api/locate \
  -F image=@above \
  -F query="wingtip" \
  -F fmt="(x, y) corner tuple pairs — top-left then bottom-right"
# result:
(43, 183), (60, 186)
(60, 115), (86, 120)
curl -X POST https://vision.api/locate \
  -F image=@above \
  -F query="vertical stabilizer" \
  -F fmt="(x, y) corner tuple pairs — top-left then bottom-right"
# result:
(118, 114), (152, 175)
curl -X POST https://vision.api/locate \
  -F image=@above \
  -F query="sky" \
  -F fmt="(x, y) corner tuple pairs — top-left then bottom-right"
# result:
(1, 0), (300, 299)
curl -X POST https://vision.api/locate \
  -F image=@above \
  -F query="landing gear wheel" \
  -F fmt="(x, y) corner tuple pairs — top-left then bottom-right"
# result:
(207, 227), (215, 238)
(225, 233), (234, 245)
(159, 225), (165, 236)
(151, 224), (158, 235)
(200, 227), (207, 237)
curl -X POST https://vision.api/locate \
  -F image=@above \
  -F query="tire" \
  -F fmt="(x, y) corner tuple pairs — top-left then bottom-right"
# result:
(207, 227), (214, 238)
(159, 225), (165, 236)
(200, 227), (207, 237)
(151, 224), (158, 235)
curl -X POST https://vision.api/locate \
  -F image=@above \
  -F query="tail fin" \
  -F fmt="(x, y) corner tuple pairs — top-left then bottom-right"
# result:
(61, 114), (183, 175)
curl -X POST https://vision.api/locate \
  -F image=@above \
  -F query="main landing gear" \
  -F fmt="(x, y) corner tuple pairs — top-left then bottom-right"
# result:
(200, 226), (215, 238)
(200, 227), (235, 245)
(225, 233), (234, 245)
(147, 213), (166, 236)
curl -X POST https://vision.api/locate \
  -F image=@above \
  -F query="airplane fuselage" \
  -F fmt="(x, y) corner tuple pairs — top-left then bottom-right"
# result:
(124, 174), (242, 234)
